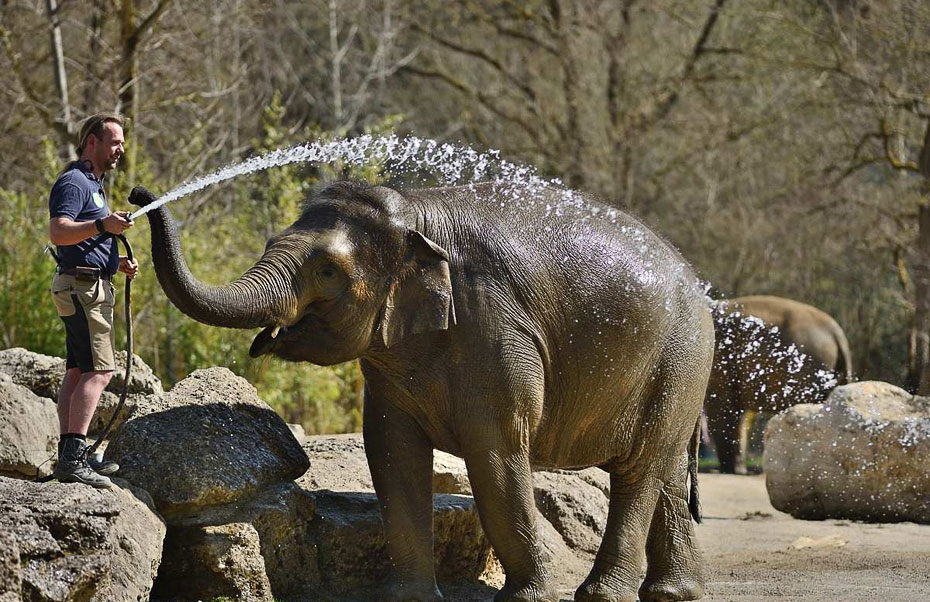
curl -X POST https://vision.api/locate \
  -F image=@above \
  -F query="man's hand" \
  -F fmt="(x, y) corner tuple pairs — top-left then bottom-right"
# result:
(103, 211), (134, 235)
(119, 256), (139, 280)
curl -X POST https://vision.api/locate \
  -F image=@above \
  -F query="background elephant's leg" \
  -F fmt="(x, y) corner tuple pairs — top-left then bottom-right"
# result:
(575, 470), (663, 602)
(363, 391), (441, 602)
(464, 439), (557, 602)
(706, 396), (745, 474)
(639, 454), (704, 602)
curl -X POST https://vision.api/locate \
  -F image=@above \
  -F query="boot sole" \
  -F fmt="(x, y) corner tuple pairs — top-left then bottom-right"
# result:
(55, 473), (114, 489)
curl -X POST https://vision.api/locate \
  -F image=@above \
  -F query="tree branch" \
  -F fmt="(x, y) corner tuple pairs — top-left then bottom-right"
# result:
(410, 23), (537, 103)
(399, 64), (543, 147)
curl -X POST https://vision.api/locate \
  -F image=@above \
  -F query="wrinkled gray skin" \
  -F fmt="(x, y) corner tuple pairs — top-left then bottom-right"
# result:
(132, 181), (714, 602)
(706, 295), (853, 474)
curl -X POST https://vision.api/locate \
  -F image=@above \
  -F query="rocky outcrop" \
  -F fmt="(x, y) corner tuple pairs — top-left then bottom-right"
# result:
(0, 476), (165, 602)
(0, 374), (58, 479)
(105, 367), (310, 522)
(764, 381), (930, 522)
(153, 522), (273, 602)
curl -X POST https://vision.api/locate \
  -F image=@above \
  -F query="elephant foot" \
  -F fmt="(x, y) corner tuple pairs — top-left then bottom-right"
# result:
(382, 575), (443, 602)
(639, 576), (704, 602)
(574, 573), (638, 602)
(494, 576), (559, 602)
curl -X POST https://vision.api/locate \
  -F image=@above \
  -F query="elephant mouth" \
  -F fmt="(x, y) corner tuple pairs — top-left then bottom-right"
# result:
(249, 316), (306, 358)
(249, 325), (283, 358)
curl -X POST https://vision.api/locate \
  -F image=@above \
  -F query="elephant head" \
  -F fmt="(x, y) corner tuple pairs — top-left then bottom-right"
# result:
(129, 183), (456, 366)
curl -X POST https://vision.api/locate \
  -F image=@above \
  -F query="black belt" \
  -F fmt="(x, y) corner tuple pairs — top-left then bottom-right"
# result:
(58, 266), (112, 281)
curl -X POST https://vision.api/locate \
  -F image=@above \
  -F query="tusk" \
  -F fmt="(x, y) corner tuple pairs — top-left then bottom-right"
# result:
(271, 325), (281, 339)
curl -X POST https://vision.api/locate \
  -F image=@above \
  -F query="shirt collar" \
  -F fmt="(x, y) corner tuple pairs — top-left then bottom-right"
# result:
(70, 160), (104, 183)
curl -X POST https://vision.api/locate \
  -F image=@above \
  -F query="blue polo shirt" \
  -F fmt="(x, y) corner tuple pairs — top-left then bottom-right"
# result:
(49, 162), (119, 275)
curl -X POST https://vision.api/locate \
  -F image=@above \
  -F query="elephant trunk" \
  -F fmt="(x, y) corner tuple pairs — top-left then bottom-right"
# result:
(141, 202), (299, 330)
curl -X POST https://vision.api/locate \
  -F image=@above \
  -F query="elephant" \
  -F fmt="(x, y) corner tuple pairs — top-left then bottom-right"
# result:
(705, 295), (853, 474)
(130, 179), (715, 602)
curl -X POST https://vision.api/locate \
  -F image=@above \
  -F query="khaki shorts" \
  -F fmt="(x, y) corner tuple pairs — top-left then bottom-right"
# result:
(50, 272), (116, 373)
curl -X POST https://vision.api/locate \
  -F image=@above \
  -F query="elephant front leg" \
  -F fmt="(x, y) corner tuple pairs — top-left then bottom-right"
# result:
(364, 392), (441, 602)
(575, 471), (663, 602)
(464, 436), (558, 602)
(639, 454), (704, 602)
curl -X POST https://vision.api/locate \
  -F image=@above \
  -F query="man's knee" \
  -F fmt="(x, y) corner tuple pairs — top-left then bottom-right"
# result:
(84, 370), (114, 385)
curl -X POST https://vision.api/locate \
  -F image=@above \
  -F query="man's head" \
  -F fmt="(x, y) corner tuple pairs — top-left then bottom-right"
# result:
(77, 113), (125, 176)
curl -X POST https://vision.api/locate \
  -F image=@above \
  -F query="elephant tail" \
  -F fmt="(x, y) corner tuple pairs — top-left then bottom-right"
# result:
(834, 327), (854, 384)
(688, 416), (702, 524)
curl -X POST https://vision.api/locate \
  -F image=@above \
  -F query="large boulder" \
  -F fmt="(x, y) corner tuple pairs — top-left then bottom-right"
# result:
(532, 470), (609, 554)
(105, 368), (310, 522)
(152, 522), (273, 602)
(155, 482), (495, 601)
(0, 476), (165, 602)
(0, 348), (66, 400)
(0, 374), (58, 479)
(764, 381), (930, 522)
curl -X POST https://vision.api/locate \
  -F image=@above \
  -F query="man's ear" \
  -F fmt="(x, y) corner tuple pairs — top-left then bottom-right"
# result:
(380, 230), (456, 348)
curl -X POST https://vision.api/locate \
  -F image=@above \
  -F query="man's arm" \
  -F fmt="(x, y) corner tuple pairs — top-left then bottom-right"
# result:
(49, 212), (134, 246)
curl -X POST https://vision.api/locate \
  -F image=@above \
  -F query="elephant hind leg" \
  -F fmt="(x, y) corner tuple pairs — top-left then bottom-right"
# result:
(706, 401), (748, 475)
(639, 454), (704, 602)
(574, 470), (662, 602)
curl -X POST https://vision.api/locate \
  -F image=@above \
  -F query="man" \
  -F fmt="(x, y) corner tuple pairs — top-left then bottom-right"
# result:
(48, 113), (139, 489)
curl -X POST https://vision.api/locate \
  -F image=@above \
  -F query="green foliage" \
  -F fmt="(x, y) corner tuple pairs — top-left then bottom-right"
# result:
(0, 139), (69, 353)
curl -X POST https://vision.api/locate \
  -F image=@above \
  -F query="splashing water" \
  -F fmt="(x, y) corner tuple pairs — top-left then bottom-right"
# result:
(710, 300), (840, 408)
(129, 134), (579, 220)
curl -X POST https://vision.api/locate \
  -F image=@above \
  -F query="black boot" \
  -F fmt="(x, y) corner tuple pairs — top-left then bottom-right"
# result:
(86, 442), (120, 476)
(53, 438), (113, 489)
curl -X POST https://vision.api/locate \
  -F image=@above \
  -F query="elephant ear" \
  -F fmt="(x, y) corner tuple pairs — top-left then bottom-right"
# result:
(380, 230), (456, 348)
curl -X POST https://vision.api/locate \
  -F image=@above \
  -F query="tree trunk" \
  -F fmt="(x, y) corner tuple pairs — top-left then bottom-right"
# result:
(46, 0), (74, 159)
(912, 202), (930, 393)
(119, 0), (139, 185)
(912, 120), (930, 393)
(554, 0), (613, 199)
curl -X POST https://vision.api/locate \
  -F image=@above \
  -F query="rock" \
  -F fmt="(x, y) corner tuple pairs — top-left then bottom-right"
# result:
(152, 522), (272, 602)
(0, 475), (165, 602)
(764, 381), (930, 523)
(105, 367), (310, 522)
(0, 531), (20, 602)
(0, 374), (58, 479)
(164, 480), (494, 601)
(433, 450), (471, 495)
(0, 348), (64, 400)
(298, 433), (474, 496)
(297, 433), (373, 492)
(532, 470), (609, 554)
(287, 422), (309, 445)
(108, 350), (163, 395)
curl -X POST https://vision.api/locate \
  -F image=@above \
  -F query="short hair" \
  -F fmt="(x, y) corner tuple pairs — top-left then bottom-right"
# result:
(76, 112), (125, 157)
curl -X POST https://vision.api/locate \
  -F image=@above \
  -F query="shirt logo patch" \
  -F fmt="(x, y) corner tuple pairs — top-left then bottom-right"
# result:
(92, 192), (104, 208)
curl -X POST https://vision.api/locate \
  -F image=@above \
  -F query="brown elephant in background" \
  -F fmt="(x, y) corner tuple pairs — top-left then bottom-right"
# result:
(705, 295), (853, 474)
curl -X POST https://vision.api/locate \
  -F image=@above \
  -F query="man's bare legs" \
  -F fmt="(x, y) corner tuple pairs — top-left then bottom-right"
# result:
(57, 368), (113, 435)
(54, 368), (116, 488)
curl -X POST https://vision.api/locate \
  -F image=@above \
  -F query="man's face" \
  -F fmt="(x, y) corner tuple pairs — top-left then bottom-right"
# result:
(88, 122), (125, 173)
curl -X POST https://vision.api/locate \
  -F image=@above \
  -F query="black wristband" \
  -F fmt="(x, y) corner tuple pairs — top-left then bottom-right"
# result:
(94, 218), (105, 233)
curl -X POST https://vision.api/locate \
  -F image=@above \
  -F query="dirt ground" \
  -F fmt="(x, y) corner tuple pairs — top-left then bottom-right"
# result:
(441, 473), (930, 602)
